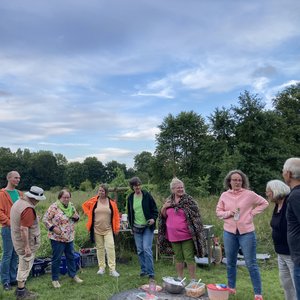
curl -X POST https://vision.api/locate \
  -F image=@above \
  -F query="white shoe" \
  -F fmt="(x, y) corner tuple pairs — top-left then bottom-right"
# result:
(73, 275), (83, 283)
(52, 280), (61, 288)
(97, 268), (105, 275)
(110, 270), (120, 277)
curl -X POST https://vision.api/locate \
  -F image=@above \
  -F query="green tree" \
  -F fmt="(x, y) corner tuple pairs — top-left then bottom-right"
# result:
(105, 160), (127, 183)
(154, 111), (210, 193)
(232, 91), (285, 193)
(272, 83), (300, 157)
(65, 162), (87, 189)
(134, 151), (154, 183)
(0, 148), (17, 187)
(83, 157), (106, 187)
(208, 107), (237, 193)
(30, 151), (60, 189)
(109, 168), (129, 212)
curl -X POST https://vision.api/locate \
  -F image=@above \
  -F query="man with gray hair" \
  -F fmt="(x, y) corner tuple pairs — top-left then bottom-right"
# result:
(282, 157), (300, 300)
(10, 186), (46, 300)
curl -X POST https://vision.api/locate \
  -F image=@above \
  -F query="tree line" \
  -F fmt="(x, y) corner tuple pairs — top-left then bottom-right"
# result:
(1, 83), (299, 197)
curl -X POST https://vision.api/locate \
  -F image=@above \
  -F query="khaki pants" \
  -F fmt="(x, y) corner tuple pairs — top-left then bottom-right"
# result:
(95, 230), (116, 271)
(16, 252), (36, 282)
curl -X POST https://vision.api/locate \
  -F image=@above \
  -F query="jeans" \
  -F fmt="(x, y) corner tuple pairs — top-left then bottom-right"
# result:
(133, 227), (155, 276)
(1, 226), (18, 284)
(294, 263), (300, 300)
(50, 239), (76, 281)
(223, 230), (262, 295)
(278, 254), (296, 300)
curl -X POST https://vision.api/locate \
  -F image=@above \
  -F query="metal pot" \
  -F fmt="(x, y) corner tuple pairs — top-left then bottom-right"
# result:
(162, 277), (185, 294)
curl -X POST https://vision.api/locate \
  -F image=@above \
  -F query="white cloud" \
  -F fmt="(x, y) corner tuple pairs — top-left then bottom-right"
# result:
(0, 0), (299, 167)
(114, 127), (160, 141)
(39, 142), (90, 147)
(69, 148), (135, 163)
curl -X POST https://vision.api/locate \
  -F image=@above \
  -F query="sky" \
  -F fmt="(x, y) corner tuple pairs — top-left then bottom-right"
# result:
(0, 0), (299, 168)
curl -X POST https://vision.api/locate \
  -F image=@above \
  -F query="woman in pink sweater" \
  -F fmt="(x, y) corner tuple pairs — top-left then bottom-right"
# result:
(216, 170), (269, 300)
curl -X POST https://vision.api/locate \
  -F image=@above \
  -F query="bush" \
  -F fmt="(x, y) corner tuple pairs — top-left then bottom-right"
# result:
(79, 179), (93, 191)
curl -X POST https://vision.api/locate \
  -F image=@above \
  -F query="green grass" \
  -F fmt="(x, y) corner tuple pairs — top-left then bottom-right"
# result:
(1, 256), (283, 300)
(0, 191), (282, 299)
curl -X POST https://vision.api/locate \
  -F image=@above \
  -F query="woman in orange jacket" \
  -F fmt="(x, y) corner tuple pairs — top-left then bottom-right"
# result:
(82, 184), (120, 277)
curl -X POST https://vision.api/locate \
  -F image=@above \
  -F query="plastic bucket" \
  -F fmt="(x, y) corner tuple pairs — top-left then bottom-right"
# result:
(207, 284), (229, 300)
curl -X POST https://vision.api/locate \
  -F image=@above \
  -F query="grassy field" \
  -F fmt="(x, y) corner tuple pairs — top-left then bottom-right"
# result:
(1, 255), (283, 300)
(0, 190), (282, 299)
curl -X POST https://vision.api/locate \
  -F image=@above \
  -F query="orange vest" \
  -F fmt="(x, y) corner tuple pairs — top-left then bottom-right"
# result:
(82, 196), (120, 234)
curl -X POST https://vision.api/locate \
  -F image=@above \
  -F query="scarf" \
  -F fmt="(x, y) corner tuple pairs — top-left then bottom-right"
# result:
(56, 200), (75, 218)
(158, 193), (205, 258)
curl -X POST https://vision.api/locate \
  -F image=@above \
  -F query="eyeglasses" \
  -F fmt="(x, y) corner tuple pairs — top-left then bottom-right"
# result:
(231, 179), (242, 182)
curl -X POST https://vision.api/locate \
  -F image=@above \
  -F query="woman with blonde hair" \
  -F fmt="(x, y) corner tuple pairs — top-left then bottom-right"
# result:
(266, 179), (296, 300)
(159, 178), (205, 282)
(82, 184), (120, 277)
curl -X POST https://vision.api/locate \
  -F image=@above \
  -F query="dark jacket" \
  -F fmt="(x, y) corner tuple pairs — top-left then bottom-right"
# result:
(270, 197), (290, 255)
(127, 190), (158, 231)
(286, 185), (300, 265)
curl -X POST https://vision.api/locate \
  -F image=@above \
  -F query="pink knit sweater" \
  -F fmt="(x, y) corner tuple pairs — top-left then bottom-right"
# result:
(216, 188), (269, 234)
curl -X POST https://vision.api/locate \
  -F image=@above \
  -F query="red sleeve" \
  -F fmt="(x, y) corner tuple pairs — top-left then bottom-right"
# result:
(20, 208), (36, 227)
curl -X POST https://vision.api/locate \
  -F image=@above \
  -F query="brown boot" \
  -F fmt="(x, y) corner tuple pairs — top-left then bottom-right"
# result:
(16, 287), (38, 300)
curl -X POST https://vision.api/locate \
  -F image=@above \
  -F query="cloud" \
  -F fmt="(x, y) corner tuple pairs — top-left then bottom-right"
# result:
(114, 127), (160, 141)
(69, 148), (135, 163)
(38, 142), (90, 147)
(0, 0), (299, 167)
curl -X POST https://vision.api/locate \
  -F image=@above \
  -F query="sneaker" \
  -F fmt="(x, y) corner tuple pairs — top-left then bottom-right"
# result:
(97, 268), (105, 275)
(16, 288), (37, 300)
(189, 279), (196, 284)
(3, 282), (11, 291)
(140, 272), (147, 277)
(73, 275), (83, 283)
(110, 270), (120, 277)
(148, 275), (155, 279)
(52, 281), (61, 288)
(228, 288), (236, 295)
(254, 295), (263, 300)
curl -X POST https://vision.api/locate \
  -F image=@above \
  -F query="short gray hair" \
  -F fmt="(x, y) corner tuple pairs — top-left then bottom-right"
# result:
(283, 158), (300, 179)
(266, 179), (290, 201)
(170, 177), (184, 192)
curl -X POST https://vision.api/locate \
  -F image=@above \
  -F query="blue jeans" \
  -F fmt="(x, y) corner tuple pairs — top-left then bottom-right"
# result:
(294, 263), (300, 300)
(50, 239), (76, 281)
(133, 227), (155, 276)
(223, 230), (262, 295)
(1, 227), (18, 284)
